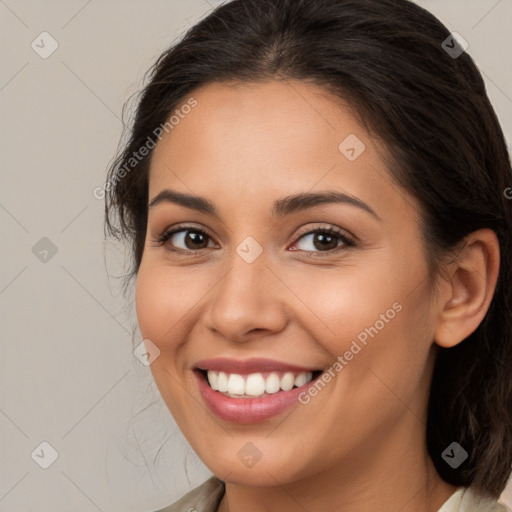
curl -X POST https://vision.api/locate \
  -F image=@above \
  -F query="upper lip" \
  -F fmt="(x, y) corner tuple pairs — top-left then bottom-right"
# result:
(194, 357), (322, 374)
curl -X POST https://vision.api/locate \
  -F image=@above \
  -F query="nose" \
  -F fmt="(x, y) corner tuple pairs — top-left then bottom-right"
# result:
(202, 250), (287, 343)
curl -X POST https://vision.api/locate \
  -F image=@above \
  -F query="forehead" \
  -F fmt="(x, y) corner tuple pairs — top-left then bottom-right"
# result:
(148, 80), (416, 221)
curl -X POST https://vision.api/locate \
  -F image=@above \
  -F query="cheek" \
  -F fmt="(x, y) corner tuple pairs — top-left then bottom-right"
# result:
(290, 255), (433, 397)
(286, 261), (403, 355)
(340, 285), (435, 422)
(135, 261), (233, 366)
(135, 265), (194, 346)
(134, 265), (200, 415)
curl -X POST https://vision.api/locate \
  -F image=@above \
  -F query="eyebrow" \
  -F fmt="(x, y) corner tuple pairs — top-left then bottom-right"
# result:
(148, 189), (381, 221)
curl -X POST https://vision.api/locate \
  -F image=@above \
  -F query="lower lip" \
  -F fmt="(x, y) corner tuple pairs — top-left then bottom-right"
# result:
(194, 370), (320, 423)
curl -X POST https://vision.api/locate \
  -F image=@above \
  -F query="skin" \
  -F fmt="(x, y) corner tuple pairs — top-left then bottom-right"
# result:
(135, 79), (500, 512)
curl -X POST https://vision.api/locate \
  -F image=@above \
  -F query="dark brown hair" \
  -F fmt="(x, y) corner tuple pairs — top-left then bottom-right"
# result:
(105, 0), (512, 498)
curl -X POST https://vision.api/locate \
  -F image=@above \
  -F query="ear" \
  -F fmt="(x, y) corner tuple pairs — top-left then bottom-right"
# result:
(434, 228), (500, 348)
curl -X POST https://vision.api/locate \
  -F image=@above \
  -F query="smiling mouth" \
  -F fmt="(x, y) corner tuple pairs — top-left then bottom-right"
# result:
(196, 369), (323, 399)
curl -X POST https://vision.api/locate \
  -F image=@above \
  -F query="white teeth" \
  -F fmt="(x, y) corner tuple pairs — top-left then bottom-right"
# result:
(280, 372), (295, 391)
(205, 370), (316, 397)
(217, 371), (229, 392)
(207, 370), (218, 390)
(245, 373), (266, 396)
(265, 372), (281, 394)
(294, 372), (312, 388)
(227, 373), (245, 395)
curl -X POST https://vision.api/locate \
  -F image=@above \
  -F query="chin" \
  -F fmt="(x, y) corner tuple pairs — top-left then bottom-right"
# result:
(202, 449), (311, 488)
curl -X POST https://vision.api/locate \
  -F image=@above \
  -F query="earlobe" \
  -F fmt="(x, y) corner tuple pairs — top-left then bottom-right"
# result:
(434, 228), (500, 349)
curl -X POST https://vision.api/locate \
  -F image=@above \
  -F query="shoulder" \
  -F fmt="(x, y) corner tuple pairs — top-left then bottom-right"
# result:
(438, 486), (511, 512)
(153, 476), (225, 512)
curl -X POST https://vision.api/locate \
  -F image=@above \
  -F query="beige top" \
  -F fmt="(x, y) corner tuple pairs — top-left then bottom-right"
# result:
(155, 476), (511, 512)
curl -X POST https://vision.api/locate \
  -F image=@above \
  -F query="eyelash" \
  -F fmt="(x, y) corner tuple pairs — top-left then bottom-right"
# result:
(153, 224), (356, 258)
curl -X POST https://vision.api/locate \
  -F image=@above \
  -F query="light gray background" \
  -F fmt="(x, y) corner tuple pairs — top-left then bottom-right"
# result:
(1, 1), (512, 511)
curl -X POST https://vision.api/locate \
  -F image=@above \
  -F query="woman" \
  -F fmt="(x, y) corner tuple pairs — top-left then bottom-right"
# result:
(104, 0), (512, 510)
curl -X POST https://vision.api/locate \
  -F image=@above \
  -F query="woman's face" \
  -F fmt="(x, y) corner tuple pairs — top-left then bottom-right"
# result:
(136, 79), (441, 486)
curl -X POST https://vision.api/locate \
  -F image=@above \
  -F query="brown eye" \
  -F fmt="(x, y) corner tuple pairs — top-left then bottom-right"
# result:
(180, 230), (210, 250)
(156, 227), (215, 253)
(292, 227), (356, 255)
